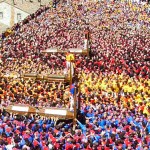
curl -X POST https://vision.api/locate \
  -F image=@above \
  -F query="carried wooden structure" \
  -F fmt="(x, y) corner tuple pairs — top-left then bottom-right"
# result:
(23, 73), (70, 83)
(39, 107), (74, 119)
(41, 48), (61, 54)
(68, 48), (89, 55)
(5, 104), (37, 115)
(5, 104), (74, 119)
(24, 73), (37, 79)
(1, 72), (19, 79)
(41, 48), (89, 56)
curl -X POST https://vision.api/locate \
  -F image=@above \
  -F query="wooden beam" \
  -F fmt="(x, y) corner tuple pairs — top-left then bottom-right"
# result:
(73, 87), (77, 131)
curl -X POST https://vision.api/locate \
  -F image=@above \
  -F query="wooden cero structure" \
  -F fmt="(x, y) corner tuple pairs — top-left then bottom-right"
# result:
(5, 104), (74, 120)
(23, 73), (70, 83)
(5, 104), (37, 115)
(41, 48), (89, 56)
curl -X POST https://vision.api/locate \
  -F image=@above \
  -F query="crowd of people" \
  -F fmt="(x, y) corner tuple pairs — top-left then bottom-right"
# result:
(0, 0), (150, 149)
(0, 102), (150, 150)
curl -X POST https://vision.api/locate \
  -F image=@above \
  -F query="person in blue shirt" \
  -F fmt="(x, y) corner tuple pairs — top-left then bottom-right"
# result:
(75, 118), (86, 136)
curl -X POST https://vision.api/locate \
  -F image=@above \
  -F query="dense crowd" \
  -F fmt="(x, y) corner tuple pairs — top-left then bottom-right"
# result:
(0, 102), (150, 150)
(0, 0), (150, 149)
(0, 1), (150, 77)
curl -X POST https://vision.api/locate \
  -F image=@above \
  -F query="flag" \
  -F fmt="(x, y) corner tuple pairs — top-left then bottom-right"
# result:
(70, 83), (75, 95)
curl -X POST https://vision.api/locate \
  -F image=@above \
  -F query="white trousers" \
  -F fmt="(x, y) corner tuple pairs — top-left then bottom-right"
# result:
(69, 95), (74, 111)
(66, 61), (74, 76)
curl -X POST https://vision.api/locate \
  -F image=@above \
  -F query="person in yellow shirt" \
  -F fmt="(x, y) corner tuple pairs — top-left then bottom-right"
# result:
(66, 51), (75, 76)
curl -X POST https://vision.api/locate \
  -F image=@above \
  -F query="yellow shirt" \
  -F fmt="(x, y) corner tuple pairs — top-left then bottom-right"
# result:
(66, 54), (75, 62)
(123, 85), (128, 92)
(127, 86), (133, 93)
(143, 105), (149, 115)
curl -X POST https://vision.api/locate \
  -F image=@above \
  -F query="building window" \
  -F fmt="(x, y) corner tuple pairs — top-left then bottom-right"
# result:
(17, 13), (21, 21)
(0, 12), (3, 19)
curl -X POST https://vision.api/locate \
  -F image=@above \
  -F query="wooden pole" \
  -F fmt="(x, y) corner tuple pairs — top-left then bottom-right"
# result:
(87, 39), (89, 57)
(70, 58), (72, 87)
(73, 87), (77, 131)
(85, 30), (90, 58)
